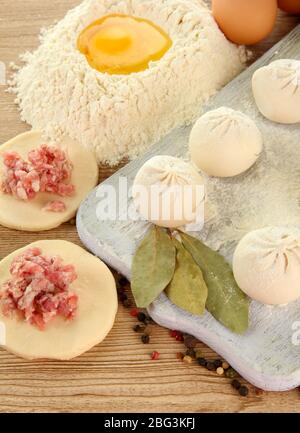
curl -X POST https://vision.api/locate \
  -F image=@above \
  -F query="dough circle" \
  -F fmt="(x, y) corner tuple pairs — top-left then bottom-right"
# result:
(0, 240), (118, 360)
(0, 131), (99, 231)
(189, 107), (263, 178)
(233, 226), (300, 306)
(252, 59), (300, 124)
(132, 155), (205, 228)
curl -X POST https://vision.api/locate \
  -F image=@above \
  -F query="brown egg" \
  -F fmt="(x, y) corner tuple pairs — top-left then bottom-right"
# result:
(212, 0), (278, 45)
(278, 0), (300, 14)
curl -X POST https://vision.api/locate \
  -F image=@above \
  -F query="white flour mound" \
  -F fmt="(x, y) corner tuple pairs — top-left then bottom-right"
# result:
(9, 0), (247, 166)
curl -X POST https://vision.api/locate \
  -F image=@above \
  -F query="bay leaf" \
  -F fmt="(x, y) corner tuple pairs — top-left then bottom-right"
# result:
(165, 239), (208, 316)
(131, 226), (176, 308)
(180, 232), (249, 334)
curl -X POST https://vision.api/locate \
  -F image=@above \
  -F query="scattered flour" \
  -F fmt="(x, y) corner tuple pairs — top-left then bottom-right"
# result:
(9, 0), (247, 166)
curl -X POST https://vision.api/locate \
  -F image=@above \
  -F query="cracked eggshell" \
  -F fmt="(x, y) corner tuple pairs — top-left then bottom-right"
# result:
(0, 131), (99, 232)
(0, 240), (118, 360)
(233, 227), (300, 306)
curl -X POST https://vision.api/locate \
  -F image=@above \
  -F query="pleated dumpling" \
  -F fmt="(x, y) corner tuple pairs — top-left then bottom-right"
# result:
(189, 107), (263, 178)
(252, 59), (300, 124)
(132, 155), (205, 228)
(233, 226), (300, 305)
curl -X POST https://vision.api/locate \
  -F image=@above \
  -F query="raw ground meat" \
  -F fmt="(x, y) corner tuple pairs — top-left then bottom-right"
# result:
(0, 247), (78, 330)
(1, 145), (75, 202)
(43, 200), (67, 213)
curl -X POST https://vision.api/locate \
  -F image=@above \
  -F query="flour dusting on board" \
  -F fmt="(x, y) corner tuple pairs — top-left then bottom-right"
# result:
(9, 0), (247, 166)
(77, 26), (300, 390)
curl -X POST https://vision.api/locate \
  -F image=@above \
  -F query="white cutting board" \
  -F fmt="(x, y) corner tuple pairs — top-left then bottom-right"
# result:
(77, 25), (300, 391)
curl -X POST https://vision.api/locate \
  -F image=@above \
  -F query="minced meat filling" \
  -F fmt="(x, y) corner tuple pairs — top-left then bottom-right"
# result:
(43, 200), (67, 213)
(0, 247), (78, 330)
(1, 145), (75, 201)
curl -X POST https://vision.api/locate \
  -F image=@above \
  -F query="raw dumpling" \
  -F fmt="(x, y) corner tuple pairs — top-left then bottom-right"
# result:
(0, 131), (99, 232)
(0, 240), (118, 360)
(233, 226), (300, 305)
(252, 59), (300, 124)
(189, 107), (263, 178)
(132, 155), (205, 228)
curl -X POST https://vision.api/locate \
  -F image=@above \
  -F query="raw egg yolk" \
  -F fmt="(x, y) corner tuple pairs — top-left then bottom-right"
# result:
(77, 14), (172, 75)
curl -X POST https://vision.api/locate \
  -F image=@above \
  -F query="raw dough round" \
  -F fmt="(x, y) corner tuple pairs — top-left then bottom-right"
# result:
(252, 59), (300, 124)
(132, 155), (205, 228)
(0, 131), (99, 231)
(0, 240), (118, 360)
(189, 107), (263, 178)
(233, 226), (300, 306)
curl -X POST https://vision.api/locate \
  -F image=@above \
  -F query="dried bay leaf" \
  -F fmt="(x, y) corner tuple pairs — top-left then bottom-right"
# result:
(165, 239), (208, 316)
(181, 232), (249, 334)
(131, 226), (176, 308)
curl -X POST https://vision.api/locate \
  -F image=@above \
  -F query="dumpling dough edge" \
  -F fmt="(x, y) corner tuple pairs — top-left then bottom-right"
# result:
(0, 131), (99, 232)
(0, 240), (118, 360)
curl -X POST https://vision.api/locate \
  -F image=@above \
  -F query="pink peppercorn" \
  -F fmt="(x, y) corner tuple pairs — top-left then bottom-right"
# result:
(176, 333), (184, 342)
(130, 308), (139, 317)
(151, 351), (160, 361)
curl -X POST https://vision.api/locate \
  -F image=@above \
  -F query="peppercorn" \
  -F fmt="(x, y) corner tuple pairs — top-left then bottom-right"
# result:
(239, 386), (249, 397)
(137, 312), (147, 323)
(214, 359), (222, 369)
(186, 348), (196, 358)
(197, 357), (207, 367)
(141, 334), (150, 344)
(176, 352), (184, 360)
(123, 299), (132, 308)
(184, 335), (198, 349)
(222, 361), (230, 370)
(225, 368), (237, 379)
(133, 324), (145, 333)
(195, 350), (203, 359)
(216, 367), (224, 376)
(151, 351), (160, 361)
(144, 317), (153, 325)
(130, 308), (139, 317)
(170, 330), (178, 338)
(231, 379), (241, 390)
(119, 292), (128, 302)
(183, 355), (193, 364)
(144, 325), (154, 336)
(206, 361), (216, 371)
(118, 276), (129, 287)
(175, 333), (184, 342)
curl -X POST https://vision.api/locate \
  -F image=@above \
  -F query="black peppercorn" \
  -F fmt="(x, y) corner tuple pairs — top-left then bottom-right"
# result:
(133, 325), (145, 333)
(214, 359), (222, 369)
(197, 357), (207, 367)
(144, 317), (153, 325)
(123, 299), (131, 308)
(231, 379), (241, 390)
(239, 386), (249, 397)
(119, 292), (128, 302)
(118, 277), (129, 287)
(141, 334), (150, 344)
(137, 312), (147, 323)
(225, 368), (237, 379)
(184, 335), (198, 349)
(206, 361), (216, 371)
(186, 348), (196, 358)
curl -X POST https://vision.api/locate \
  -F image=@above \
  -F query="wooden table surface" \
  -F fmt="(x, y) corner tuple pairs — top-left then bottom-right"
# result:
(0, 0), (299, 413)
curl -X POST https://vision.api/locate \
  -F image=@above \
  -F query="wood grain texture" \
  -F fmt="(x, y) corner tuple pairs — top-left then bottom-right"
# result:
(0, 0), (299, 413)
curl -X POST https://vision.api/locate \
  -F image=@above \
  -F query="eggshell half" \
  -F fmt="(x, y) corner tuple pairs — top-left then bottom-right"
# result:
(0, 131), (99, 231)
(0, 240), (118, 360)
